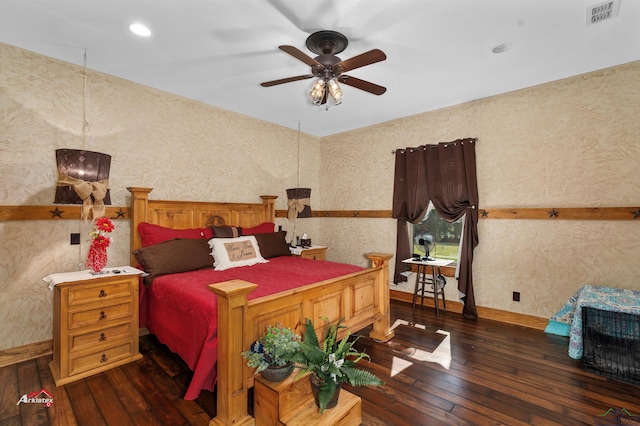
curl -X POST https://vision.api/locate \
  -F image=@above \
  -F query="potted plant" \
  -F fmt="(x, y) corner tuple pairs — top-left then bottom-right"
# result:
(241, 323), (300, 382)
(291, 317), (385, 413)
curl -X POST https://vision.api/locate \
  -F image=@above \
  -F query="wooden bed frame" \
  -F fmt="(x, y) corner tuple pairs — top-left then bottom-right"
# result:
(127, 187), (394, 426)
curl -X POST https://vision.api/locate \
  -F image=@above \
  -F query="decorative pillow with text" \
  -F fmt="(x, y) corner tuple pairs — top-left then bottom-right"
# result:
(208, 235), (268, 271)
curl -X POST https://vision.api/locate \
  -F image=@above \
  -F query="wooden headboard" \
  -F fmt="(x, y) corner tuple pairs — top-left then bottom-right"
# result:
(127, 187), (277, 266)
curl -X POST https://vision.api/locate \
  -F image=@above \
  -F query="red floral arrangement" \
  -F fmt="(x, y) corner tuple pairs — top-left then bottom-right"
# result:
(86, 217), (115, 273)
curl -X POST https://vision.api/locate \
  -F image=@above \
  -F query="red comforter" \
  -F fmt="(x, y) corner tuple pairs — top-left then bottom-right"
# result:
(139, 256), (363, 400)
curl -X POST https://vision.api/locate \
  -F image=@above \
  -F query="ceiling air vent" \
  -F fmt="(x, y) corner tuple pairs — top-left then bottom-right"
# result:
(586, 0), (621, 26)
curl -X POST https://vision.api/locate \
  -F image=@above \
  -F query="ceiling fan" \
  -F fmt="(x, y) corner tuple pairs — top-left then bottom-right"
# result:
(260, 30), (387, 106)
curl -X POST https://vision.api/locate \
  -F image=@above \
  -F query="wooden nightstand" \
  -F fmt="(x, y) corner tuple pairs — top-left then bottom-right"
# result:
(49, 271), (143, 386)
(292, 246), (327, 260)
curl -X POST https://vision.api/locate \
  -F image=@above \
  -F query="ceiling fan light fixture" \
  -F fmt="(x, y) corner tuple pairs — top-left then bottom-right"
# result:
(309, 79), (326, 105)
(265, 31), (386, 107)
(327, 78), (342, 105)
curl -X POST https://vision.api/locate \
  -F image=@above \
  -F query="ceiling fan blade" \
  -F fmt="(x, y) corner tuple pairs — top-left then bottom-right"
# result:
(261, 74), (314, 87)
(338, 75), (387, 95)
(279, 45), (323, 69)
(335, 49), (386, 73)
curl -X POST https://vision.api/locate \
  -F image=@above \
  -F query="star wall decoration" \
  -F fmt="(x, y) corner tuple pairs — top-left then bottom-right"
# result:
(480, 209), (489, 218)
(115, 209), (126, 218)
(633, 208), (640, 219)
(49, 207), (64, 218)
(548, 208), (559, 218)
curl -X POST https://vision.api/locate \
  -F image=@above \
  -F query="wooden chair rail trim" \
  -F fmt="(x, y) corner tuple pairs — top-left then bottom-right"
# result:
(0, 205), (130, 221)
(276, 207), (640, 220)
(478, 207), (640, 220)
(275, 209), (393, 218)
(2, 205), (639, 221)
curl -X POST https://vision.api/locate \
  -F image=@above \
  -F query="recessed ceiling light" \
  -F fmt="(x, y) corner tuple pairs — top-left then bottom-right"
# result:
(129, 23), (151, 37)
(492, 43), (512, 54)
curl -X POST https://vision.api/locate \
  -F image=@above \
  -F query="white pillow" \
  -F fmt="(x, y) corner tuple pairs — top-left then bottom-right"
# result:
(208, 235), (268, 271)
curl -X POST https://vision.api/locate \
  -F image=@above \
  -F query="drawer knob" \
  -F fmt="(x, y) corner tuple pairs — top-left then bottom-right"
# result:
(99, 333), (106, 342)
(98, 289), (107, 298)
(99, 311), (107, 321)
(100, 354), (108, 363)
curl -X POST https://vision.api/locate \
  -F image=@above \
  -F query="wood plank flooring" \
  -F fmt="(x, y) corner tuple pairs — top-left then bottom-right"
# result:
(2, 299), (639, 425)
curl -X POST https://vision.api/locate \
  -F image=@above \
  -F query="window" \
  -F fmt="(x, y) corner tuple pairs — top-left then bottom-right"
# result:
(412, 203), (463, 261)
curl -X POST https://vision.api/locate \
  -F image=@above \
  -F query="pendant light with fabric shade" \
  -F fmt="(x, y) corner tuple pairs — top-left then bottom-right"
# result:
(53, 49), (112, 221)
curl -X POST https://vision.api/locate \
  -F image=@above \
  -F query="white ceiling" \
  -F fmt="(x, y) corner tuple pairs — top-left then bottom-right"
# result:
(1, 0), (639, 137)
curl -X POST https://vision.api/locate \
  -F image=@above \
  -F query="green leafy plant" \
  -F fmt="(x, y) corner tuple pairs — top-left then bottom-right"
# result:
(241, 323), (300, 374)
(291, 317), (384, 413)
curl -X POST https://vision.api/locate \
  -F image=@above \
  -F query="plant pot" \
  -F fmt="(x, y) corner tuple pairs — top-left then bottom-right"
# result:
(309, 373), (342, 411)
(261, 362), (294, 382)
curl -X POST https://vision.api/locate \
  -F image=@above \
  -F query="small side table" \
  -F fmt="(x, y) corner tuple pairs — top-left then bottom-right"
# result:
(44, 267), (143, 386)
(402, 258), (451, 317)
(290, 246), (327, 260)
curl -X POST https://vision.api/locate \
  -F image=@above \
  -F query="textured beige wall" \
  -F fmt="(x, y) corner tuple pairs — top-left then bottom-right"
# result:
(321, 61), (640, 317)
(1, 41), (639, 351)
(0, 43), (320, 350)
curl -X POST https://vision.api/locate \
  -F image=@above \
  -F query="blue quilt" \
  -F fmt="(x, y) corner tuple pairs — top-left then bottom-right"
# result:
(545, 285), (640, 359)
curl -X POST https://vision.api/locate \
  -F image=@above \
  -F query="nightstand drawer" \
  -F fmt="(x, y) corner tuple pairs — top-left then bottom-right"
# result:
(68, 301), (134, 330)
(68, 279), (135, 306)
(299, 248), (326, 260)
(70, 322), (134, 353)
(69, 340), (136, 376)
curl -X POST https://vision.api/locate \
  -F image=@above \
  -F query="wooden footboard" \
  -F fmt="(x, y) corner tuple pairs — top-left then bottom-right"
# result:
(209, 253), (394, 426)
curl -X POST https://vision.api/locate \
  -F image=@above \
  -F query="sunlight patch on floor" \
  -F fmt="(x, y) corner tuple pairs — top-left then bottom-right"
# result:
(389, 319), (452, 377)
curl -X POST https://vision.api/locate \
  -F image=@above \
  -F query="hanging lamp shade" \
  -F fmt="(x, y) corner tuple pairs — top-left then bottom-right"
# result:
(286, 188), (311, 221)
(54, 148), (111, 219)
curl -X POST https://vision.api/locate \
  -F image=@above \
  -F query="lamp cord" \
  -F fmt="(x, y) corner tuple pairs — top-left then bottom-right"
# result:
(297, 121), (300, 187)
(79, 48), (88, 269)
(294, 121), (301, 242)
(82, 48), (89, 149)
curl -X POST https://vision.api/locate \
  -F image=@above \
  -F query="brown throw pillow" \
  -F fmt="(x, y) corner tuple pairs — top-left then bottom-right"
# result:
(253, 231), (292, 259)
(133, 238), (213, 285)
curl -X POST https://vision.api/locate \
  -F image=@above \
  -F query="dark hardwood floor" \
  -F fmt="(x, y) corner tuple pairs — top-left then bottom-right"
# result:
(2, 299), (639, 425)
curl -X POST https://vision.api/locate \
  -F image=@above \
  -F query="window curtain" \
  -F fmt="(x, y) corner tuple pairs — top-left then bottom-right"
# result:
(392, 138), (479, 319)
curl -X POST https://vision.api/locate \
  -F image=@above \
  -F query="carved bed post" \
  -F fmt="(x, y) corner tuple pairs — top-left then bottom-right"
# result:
(366, 253), (395, 342)
(127, 187), (152, 266)
(209, 280), (258, 426)
(260, 195), (277, 222)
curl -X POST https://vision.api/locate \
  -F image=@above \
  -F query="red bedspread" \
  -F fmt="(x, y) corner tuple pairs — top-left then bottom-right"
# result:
(139, 256), (363, 400)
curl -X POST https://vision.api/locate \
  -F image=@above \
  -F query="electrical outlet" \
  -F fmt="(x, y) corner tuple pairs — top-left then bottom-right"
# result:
(70, 233), (81, 245)
(513, 291), (520, 302)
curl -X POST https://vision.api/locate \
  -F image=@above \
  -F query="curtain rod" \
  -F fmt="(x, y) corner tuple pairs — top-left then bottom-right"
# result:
(391, 138), (478, 154)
